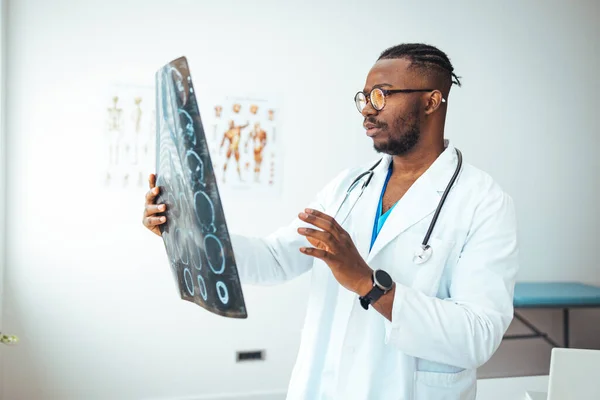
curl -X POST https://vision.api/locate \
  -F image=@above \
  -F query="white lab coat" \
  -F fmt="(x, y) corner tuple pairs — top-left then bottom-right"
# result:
(231, 142), (519, 400)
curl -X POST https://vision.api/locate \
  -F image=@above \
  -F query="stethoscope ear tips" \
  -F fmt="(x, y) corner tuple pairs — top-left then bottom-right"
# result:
(413, 244), (433, 265)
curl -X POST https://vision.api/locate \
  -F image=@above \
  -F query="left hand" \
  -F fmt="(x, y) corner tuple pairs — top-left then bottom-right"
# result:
(297, 208), (373, 295)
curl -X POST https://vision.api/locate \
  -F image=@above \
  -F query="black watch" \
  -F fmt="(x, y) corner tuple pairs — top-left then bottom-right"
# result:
(359, 269), (394, 310)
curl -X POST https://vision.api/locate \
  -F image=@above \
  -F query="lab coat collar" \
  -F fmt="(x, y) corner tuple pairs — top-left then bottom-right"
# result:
(366, 140), (459, 261)
(425, 140), (459, 194)
(376, 139), (458, 193)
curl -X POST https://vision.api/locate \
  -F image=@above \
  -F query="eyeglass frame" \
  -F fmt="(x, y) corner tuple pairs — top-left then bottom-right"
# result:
(354, 88), (446, 113)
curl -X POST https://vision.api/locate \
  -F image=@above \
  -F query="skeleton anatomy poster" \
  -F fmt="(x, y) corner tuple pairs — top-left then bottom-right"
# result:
(154, 56), (247, 319)
(104, 85), (155, 188)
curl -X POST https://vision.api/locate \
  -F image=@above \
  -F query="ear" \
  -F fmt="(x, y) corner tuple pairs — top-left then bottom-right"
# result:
(424, 90), (445, 115)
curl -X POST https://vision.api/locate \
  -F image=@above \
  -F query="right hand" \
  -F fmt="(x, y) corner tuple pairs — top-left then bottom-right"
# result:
(142, 173), (167, 237)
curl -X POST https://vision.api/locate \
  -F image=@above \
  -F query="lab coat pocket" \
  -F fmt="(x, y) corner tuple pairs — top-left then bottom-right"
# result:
(393, 233), (454, 297)
(414, 368), (475, 400)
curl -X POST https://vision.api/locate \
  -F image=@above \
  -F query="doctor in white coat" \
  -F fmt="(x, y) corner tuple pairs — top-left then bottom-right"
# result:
(143, 43), (519, 400)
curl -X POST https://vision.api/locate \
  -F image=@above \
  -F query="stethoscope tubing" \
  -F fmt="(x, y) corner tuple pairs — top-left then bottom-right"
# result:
(422, 148), (462, 248)
(333, 148), (462, 254)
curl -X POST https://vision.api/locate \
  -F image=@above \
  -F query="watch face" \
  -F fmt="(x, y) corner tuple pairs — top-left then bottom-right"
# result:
(374, 270), (393, 290)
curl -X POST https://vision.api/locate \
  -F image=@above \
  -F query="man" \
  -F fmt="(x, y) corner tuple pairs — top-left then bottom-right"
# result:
(143, 43), (519, 399)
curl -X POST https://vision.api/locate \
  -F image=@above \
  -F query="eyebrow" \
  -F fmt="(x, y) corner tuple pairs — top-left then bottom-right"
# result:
(363, 83), (393, 91)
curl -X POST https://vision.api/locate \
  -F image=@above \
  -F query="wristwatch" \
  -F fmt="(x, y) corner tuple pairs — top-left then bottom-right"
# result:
(359, 269), (394, 310)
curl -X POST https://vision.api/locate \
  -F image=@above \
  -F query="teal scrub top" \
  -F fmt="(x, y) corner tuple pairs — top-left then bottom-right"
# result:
(370, 164), (397, 251)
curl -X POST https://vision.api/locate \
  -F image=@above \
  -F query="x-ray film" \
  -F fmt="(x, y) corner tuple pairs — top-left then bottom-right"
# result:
(154, 56), (247, 318)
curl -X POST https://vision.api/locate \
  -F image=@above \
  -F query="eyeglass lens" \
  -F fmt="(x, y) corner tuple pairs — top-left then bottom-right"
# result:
(354, 88), (385, 113)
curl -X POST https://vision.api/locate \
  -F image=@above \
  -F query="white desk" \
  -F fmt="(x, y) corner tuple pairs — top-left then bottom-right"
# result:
(476, 375), (549, 400)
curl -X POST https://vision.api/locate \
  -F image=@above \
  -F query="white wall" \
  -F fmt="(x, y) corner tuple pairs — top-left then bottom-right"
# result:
(2, 0), (599, 399)
(0, 0), (7, 387)
(0, 0), (4, 264)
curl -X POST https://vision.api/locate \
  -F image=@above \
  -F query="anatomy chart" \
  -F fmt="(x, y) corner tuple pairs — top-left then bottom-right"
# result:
(104, 85), (155, 187)
(205, 95), (280, 191)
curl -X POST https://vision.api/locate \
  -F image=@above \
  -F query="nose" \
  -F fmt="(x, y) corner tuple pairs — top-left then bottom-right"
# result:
(360, 100), (377, 118)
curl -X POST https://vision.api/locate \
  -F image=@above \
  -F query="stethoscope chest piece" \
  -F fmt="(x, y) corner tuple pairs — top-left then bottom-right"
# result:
(413, 244), (433, 265)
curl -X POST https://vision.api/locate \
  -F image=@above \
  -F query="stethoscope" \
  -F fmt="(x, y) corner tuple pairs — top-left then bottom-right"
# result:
(332, 148), (463, 265)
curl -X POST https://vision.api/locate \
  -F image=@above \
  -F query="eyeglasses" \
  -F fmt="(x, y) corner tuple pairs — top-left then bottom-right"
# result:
(354, 88), (445, 113)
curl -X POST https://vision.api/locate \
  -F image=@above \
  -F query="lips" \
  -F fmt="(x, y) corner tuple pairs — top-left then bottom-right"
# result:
(364, 122), (381, 137)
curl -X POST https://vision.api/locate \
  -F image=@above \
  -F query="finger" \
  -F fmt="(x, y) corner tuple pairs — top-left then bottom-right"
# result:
(299, 246), (330, 260)
(297, 227), (337, 250)
(145, 186), (160, 204)
(145, 203), (166, 216)
(148, 174), (156, 189)
(144, 216), (166, 227)
(304, 208), (342, 230)
(298, 212), (340, 239)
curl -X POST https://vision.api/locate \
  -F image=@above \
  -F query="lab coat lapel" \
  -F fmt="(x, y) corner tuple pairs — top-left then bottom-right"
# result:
(367, 143), (459, 262)
(347, 156), (392, 260)
(328, 156), (392, 337)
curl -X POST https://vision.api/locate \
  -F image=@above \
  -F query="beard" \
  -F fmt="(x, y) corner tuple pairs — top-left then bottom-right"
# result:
(371, 110), (420, 156)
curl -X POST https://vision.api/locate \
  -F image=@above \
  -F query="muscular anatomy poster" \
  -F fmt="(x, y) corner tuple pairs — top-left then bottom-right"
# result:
(154, 56), (247, 318)
(204, 95), (280, 191)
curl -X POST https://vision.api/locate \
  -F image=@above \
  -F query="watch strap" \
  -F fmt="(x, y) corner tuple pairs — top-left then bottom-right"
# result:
(359, 285), (386, 310)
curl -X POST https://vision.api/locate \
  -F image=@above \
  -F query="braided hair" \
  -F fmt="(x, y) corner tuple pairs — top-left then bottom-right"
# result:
(378, 43), (462, 88)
